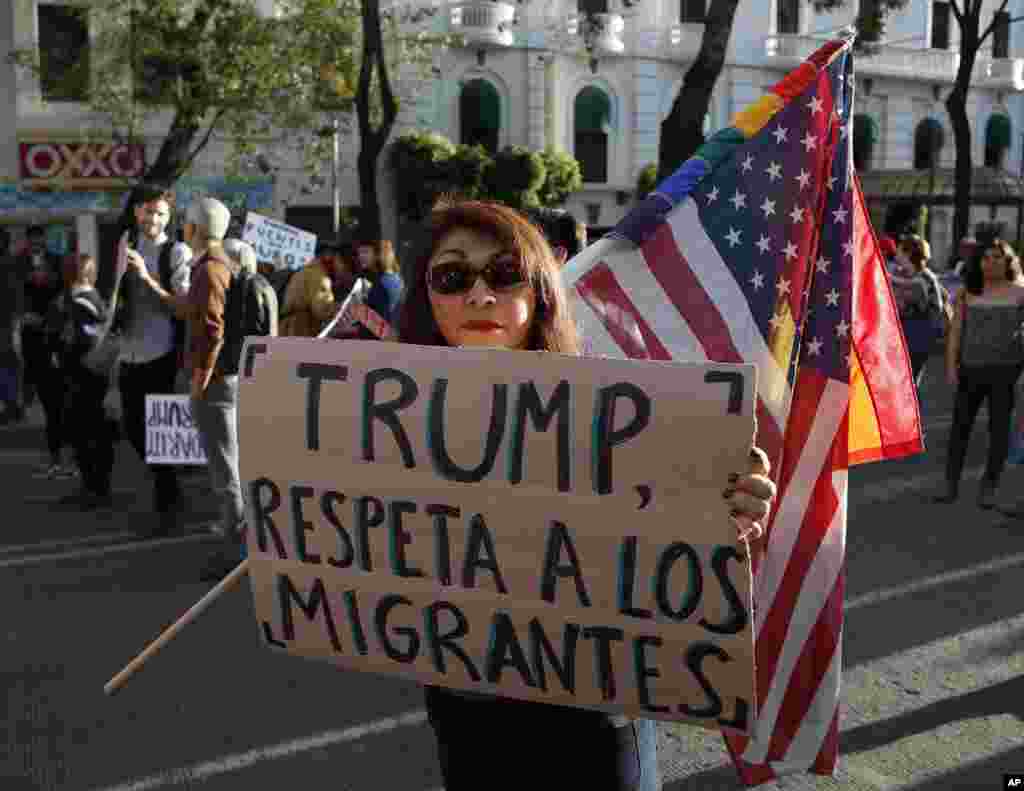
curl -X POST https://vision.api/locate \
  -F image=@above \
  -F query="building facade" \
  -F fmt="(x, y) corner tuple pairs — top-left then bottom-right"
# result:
(2, 0), (1023, 266)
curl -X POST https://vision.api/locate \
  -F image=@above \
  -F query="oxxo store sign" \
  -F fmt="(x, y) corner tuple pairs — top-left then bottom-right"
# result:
(19, 141), (145, 188)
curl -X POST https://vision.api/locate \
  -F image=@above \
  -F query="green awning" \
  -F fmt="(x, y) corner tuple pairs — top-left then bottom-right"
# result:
(853, 114), (879, 146)
(914, 118), (945, 169)
(461, 79), (500, 131)
(575, 87), (612, 133)
(987, 113), (1012, 151)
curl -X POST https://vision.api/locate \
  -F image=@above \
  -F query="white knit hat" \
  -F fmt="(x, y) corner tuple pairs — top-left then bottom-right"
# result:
(187, 197), (231, 241)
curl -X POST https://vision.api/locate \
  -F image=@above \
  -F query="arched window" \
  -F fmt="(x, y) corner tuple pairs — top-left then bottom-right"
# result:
(852, 114), (879, 172)
(575, 86), (612, 183)
(985, 113), (1012, 168)
(460, 79), (501, 154)
(914, 118), (945, 170)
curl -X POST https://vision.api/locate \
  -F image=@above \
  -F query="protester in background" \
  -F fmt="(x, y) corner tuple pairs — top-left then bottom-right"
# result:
(878, 235), (899, 275)
(525, 207), (588, 266)
(17, 225), (70, 478)
(396, 199), (776, 791)
(892, 235), (948, 387)
(936, 238), (1024, 508)
(224, 239), (279, 339)
(117, 186), (193, 536)
(50, 254), (115, 510)
(0, 227), (25, 424)
(186, 202), (249, 582)
(361, 239), (404, 326)
(278, 242), (352, 337)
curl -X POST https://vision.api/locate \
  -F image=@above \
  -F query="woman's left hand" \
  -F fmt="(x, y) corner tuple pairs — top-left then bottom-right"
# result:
(725, 446), (777, 543)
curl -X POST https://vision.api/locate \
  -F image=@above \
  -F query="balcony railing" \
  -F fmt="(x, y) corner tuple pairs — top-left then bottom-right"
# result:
(978, 56), (1024, 91)
(765, 34), (961, 83)
(449, 1), (516, 49)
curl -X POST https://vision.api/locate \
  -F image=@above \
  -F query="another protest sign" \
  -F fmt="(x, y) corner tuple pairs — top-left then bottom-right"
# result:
(145, 395), (207, 465)
(242, 212), (317, 271)
(238, 338), (757, 730)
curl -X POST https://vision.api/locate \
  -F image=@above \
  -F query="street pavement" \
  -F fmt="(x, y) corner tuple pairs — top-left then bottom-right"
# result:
(1, 356), (1022, 791)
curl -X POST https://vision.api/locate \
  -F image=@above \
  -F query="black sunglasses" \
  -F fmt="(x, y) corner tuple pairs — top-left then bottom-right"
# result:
(427, 257), (528, 295)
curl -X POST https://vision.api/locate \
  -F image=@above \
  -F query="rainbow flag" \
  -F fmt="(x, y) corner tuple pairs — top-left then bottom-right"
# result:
(563, 33), (922, 784)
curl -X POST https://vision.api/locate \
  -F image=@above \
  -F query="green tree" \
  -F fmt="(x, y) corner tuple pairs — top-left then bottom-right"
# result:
(483, 146), (547, 210)
(537, 147), (583, 207)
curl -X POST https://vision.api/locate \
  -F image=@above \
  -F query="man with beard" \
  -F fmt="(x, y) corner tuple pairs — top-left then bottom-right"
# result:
(115, 186), (193, 536)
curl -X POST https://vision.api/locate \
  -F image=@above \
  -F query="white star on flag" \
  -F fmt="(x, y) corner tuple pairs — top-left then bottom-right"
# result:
(807, 336), (823, 356)
(756, 234), (772, 254)
(777, 277), (792, 296)
(725, 227), (742, 247)
(827, 175), (838, 190)
(741, 154), (754, 172)
(832, 206), (849, 224)
(730, 190), (747, 210)
(772, 125), (788, 144)
(761, 198), (776, 218)
(843, 239), (855, 257)
(769, 311), (785, 330)
(816, 256), (830, 273)
(835, 319), (850, 338)
(825, 288), (840, 306)
(706, 186), (719, 203)
(801, 132), (818, 152)
(840, 124), (849, 139)
(807, 96), (824, 115)
(796, 169), (811, 189)
(783, 241), (799, 261)
(750, 271), (765, 290)
(789, 205), (805, 224)
(766, 162), (782, 181)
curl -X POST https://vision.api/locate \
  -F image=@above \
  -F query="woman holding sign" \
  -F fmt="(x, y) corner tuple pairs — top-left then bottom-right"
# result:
(397, 200), (776, 791)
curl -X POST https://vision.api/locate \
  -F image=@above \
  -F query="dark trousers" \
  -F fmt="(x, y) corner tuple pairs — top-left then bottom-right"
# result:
(68, 371), (114, 496)
(423, 687), (660, 791)
(946, 364), (1023, 489)
(119, 350), (181, 512)
(21, 328), (64, 461)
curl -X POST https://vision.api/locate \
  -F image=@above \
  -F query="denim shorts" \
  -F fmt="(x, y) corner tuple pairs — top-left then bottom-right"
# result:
(424, 686), (661, 790)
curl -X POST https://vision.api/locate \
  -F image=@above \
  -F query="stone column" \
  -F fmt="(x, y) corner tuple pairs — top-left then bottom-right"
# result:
(631, 32), (660, 181)
(526, 32), (547, 151)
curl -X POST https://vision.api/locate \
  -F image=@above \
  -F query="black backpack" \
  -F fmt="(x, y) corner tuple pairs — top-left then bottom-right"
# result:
(219, 269), (275, 375)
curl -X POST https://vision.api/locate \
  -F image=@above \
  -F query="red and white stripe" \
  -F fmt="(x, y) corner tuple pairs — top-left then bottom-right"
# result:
(565, 212), (850, 784)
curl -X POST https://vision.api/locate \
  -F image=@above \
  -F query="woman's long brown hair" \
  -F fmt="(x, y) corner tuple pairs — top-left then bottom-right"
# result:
(397, 200), (581, 355)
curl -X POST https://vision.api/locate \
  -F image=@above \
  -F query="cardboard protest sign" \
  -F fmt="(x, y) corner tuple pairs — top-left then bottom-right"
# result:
(242, 212), (317, 270)
(238, 338), (758, 731)
(145, 395), (207, 465)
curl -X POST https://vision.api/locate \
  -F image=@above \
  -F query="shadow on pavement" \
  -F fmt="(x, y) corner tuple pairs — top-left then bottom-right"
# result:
(841, 675), (1024, 755)
(899, 744), (1024, 790)
(844, 569), (1024, 669)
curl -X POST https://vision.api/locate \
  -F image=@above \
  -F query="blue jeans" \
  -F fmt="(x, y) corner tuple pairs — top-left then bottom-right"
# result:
(192, 376), (245, 554)
(424, 686), (661, 790)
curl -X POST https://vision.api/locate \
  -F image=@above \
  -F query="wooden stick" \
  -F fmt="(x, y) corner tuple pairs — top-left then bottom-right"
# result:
(104, 557), (250, 696)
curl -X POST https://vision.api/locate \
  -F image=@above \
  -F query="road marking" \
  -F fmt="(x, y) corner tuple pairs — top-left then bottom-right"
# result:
(0, 531), (220, 569)
(845, 549), (1024, 611)
(0, 530), (141, 557)
(88, 710), (430, 791)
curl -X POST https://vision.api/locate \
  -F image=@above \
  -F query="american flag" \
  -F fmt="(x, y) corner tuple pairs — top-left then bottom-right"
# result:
(562, 35), (922, 784)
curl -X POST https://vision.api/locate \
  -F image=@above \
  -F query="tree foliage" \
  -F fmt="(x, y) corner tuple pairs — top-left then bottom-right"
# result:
(389, 132), (583, 220)
(537, 147), (583, 207)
